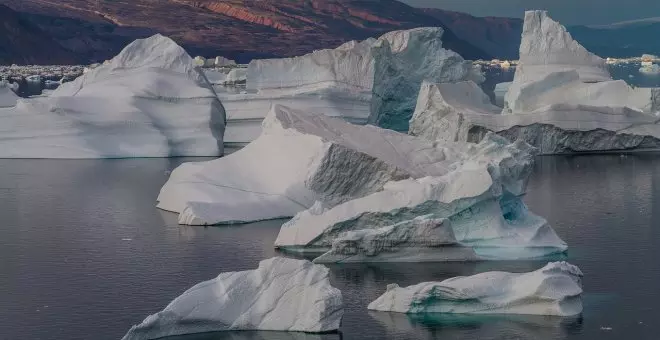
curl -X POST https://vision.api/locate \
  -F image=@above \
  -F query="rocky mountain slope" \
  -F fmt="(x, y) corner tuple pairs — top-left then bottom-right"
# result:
(0, 0), (498, 64)
(0, 4), (82, 65)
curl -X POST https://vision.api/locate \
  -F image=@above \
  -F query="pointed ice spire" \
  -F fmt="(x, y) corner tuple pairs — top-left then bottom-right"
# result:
(517, 10), (611, 83)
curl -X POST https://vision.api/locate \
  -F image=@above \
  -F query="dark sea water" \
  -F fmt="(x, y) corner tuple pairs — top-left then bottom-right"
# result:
(1, 154), (660, 340)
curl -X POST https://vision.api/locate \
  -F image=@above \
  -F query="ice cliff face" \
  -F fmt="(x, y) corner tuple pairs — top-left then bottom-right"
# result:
(122, 257), (343, 340)
(0, 34), (226, 158)
(410, 81), (660, 154)
(368, 262), (583, 316)
(411, 11), (660, 154)
(370, 27), (484, 131)
(158, 104), (462, 225)
(274, 130), (568, 262)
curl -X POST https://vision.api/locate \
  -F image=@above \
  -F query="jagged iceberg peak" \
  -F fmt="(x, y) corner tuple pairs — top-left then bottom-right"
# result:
(122, 257), (343, 340)
(368, 261), (583, 316)
(517, 10), (610, 83)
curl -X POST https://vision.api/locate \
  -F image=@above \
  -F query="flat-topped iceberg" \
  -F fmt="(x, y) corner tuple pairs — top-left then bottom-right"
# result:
(158, 104), (457, 225)
(368, 262), (583, 316)
(221, 27), (482, 145)
(122, 257), (343, 340)
(0, 34), (226, 158)
(410, 11), (660, 154)
(275, 132), (567, 262)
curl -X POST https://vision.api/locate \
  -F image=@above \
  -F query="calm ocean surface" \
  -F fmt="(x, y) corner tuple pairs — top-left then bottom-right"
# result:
(1, 153), (659, 340)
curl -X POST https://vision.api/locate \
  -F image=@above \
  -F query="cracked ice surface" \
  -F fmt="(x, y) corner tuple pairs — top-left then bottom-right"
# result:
(0, 34), (226, 158)
(368, 262), (583, 316)
(121, 257), (343, 340)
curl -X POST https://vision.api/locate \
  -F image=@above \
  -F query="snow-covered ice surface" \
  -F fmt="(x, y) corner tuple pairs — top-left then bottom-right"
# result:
(121, 257), (343, 340)
(221, 27), (481, 145)
(411, 11), (660, 154)
(158, 104), (458, 225)
(0, 34), (226, 158)
(0, 80), (19, 107)
(368, 262), (583, 316)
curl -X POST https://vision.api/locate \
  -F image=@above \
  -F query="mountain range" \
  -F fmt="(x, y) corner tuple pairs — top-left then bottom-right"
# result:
(0, 0), (657, 65)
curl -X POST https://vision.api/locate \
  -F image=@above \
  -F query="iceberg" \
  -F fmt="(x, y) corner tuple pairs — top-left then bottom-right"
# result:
(121, 257), (343, 340)
(0, 80), (19, 108)
(222, 27), (482, 145)
(158, 104), (455, 225)
(0, 34), (226, 158)
(368, 262), (583, 316)
(493, 82), (511, 107)
(410, 11), (660, 154)
(640, 64), (660, 75)
(512, 10), (610, 85)
(368, 27), (484, 131)
(274, 128), (567, 262)
(214, 56), (237, 67)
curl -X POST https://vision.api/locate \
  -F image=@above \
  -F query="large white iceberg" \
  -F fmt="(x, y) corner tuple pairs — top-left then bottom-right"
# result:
(410, 11), (660, 154)
(368, 262), (583, 316)
(122, 257), (343, 340)
(0, 80), (19, 108)
(274, 131), (567, 262)
(158, 104), (456, 225)
(221, 27), (481, 145)
(0, 34), (226, 158)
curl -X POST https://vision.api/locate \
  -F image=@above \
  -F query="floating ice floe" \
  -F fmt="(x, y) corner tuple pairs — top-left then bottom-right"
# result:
(368, 262), (583, 316)
(220, 27), (482, 146)
(121, 257), (343, 340)
(0, 80), (19, 108)
(0, 34), (226, 158)
(410, 11), (660, 154)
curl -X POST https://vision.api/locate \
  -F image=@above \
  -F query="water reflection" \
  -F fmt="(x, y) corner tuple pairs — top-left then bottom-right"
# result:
(370, 312), (583, 340)
(159, 331), (341, 340)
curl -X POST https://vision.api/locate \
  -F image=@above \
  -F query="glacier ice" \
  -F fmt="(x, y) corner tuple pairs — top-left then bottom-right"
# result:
(411, 11), (660, 154)
(368, 262), (583, 316)
(0, 80), (19, 108)
(214, 56), (237, 67)
(273, 128), (567, 262)
(0, 34), (226, 158)
(158, 104), (456, 225)
(121, 257), (343, 340)
(221, 27), (481, 145)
